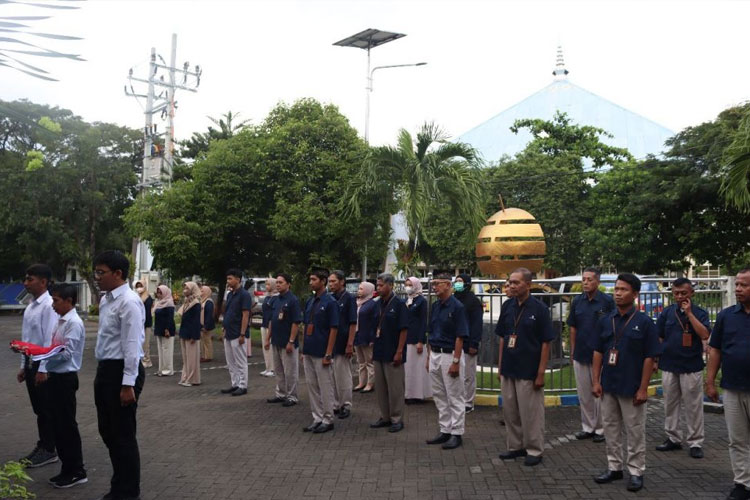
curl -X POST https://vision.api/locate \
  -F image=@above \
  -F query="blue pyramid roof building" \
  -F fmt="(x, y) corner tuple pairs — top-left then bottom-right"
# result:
(457, 48), (675, 164)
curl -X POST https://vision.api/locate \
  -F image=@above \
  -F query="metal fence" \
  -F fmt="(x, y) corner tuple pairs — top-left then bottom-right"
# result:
(396, 277), (730, 394)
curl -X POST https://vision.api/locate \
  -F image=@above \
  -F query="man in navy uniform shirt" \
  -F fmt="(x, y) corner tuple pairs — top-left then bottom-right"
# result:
(495, 268), (555, 466)
(655, 277), (710, 458)
(265, 273), (303, 407)
(426, 273), (469, 449)
(567, 267), (614, 443)
(454, 273), (483, 414)
(221, 269), (252, 396)
(302, 269), (339, 434)
(707, 268), (750, 500)
(369, 273), (409, 433)
(592, 273), (660, 493)
(329, 270), (357, 419)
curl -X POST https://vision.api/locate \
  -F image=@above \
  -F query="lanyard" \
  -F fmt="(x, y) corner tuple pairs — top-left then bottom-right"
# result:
(378, 294), (394, 332)
(611, 310), (636, 347)
(512, 304), (526, 333)
(308, 296), (321, 325)
(674, 307), (690, 334)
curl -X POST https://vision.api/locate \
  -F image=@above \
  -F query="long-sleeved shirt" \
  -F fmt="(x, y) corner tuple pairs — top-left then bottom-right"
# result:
(95, 283), (145, 386)
(44, 308), (85, 373)
(20, 290), (59, 372)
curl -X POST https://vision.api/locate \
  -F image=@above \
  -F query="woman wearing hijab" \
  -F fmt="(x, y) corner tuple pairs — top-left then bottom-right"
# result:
(404, 277), (432, 403)
(454, 273), (484, 413)
(153, 284), (176, 376)
(200, 286), (215, 362)
(260, 278), (278, 377)
(177, 281), (202, 386)
(353, 281), (378, 393)
(135, 281), (154, 369)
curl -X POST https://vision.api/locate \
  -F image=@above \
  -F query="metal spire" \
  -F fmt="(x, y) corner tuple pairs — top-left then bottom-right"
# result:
(552, 45), (569, 80)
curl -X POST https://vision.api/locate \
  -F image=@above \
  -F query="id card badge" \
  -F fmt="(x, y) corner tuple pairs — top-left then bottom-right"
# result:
(682, 333), (692, 348)
(305, 323), (313, 336)
(278, 311), (284, 321)
(507, 334), (517, 349)
(607, 348), (619, 366)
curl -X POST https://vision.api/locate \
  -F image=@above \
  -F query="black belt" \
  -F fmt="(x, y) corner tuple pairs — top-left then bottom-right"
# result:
(48, 371), (77, 378)
(431, 345), (453, 354)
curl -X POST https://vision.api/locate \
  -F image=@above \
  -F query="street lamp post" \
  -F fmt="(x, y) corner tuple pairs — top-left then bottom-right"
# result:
(365, 62), (427, 143)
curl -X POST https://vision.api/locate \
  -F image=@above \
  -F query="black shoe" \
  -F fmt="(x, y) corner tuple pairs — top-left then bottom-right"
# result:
(627, 475), (644, 492)
(729, 483), (750, 500)
(51, 471), (88, 489)
(404, 398), (415, 405)
(465, 406), (474, 414)
(370, 418), (390, 429)
(594, 470), (624, 484)
(656, 438), (682, 451)
(333, 408), (340, 415)
(426, 432), (451, 445)
(498, 449), (527, 460)
(388, 421), (404, 433)
(690, 446), (704, 459)
(523, 455), (543, 466)
(221, 386), (238, 394)
(48, 472), (63, 485)
(303, 422), (321, 432)
(266, 396), (285, 403)
(575, 430), (595, 440)
(313, 423), (334, 434)
(282, 399), (297, 407)
(593, 433), (606, 443)
(442, 435), (462, 449)
(25, 448), (58, 468)
(338, 407), (351, 419)
(231, 387), (247, 396)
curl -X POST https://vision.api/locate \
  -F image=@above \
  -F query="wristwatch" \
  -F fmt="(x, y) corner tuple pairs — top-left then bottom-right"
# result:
(324, 354), (333, 361)
(452, 357), (460, 364)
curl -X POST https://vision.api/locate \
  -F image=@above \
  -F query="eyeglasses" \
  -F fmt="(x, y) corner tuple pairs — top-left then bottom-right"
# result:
(93, 269), (112, 277)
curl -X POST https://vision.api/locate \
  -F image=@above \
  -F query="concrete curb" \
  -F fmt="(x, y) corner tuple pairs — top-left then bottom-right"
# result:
(476, 385), (664, 408)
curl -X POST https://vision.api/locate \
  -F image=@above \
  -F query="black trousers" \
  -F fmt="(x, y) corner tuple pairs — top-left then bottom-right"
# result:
(48, 372), (84, 474)
(24, 359), (56, 452)
(94, 360), (145, 498)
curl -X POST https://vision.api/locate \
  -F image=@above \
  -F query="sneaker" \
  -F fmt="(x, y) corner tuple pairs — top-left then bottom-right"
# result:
(52, 471), (88, 489)
(728, 483), (750, 500)
(48, 472), (63, 485)
(26, 448), (58, 468)
(260, 370), (268, 376)
(265, 371), (275, 377)
(20, 446), (40, 463)
(465, 406), (474, 414)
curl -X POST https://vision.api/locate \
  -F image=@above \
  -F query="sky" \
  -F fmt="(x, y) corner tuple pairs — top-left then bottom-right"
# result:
(3, 0), (750, 148)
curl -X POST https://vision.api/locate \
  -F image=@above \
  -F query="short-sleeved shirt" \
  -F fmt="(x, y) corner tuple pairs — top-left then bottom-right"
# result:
(222, 288), (252, 340)
(302, 292), (339, 358)
(567, 290), (615, 364)
(595, 306), (660, 397)
(373, 294), (408, 362)
(270, 291), (302, 348)
(708, 304), (750, 392)
(495, 295), (555, 380)
(405, 295), (427, 345)
(355, 299), (378, 346)
(656, 304), (710, 374)
(429, 295), (469, 351)
(261, 295), (278, 329)
(333, 290), (357, 355)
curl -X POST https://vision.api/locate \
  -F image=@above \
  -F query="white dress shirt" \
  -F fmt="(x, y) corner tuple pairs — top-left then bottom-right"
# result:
(20, 290), (59, 372)
(95, 283), (145, 386)
(45, 308), (86, 373)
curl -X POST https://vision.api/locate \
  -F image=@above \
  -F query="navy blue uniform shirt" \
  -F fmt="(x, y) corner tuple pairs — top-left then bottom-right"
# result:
(656, 304), (710, 374)
(261, 295), (278, 329)
(567, 290), (615, 364)
(144, 296), (154, 328)
(302, 292), (339, 358)
(355, 299), (378, 346)
(373, 294), (408, 362)
(179, 303), (202, 340)
(270, 291), (303, 348)
(429, 295), (469, 350)
(595, 306), (660, 397)
(455, 290), (483, 353)
(153, 306), (176, 337)
(495, 296), (555, 380)
(201, 300), (215, 331)
(405, 295), (427, 345)
(222, 287), (253, 340)
(333, 290), (357, 355)
(709, 304), (750, 392)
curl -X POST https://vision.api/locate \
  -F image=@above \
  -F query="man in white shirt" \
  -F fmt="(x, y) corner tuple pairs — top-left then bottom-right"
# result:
(93, 251), (146, 500)
(17, 264), (59, 468)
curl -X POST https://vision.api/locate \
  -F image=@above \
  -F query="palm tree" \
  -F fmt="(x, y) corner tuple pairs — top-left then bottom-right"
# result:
(721, 112), (750, 213)
(181, 111), (251, 159)
(343, 121), (485, 270)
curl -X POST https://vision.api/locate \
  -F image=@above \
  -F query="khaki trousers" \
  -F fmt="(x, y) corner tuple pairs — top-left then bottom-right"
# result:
(724, 389), (750, 488)
(200, 329), (213, 360)
(430, 352), (465, 435)
(141, 327), (153, 367)
(355, 345), (374, 387)
(374, 360), (405, 424)
(272, 345), (299, 401)
(260, 327), (274, 373)
(463, 352), (478, 409)
(156, 335), (174, 376)
(662, 370), (704, 447)
(332, 355), (353, 410)
(501, 376), (544, 456)
(601, 392), (646, 476)
(573, 360), (603, 435)
(303, 354), (335, 425)
(179, 339), (201, 385)
(224, 338), (248, 389)
(405, 344), (432, 399)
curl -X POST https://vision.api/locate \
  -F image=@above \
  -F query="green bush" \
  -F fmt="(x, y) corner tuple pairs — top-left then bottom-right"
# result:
(0, 461), (35, 500)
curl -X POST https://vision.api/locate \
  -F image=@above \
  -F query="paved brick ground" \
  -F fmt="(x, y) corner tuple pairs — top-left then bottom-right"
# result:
(0, 314), (734, 499)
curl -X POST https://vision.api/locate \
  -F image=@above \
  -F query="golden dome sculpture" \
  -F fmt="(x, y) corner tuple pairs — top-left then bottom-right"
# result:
(475, 202), (546, 278)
